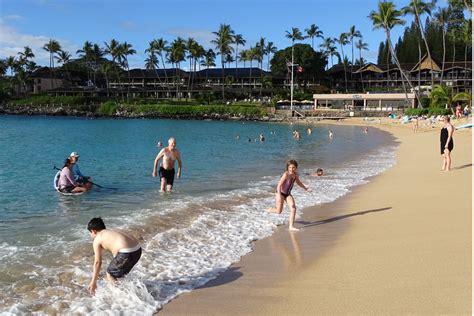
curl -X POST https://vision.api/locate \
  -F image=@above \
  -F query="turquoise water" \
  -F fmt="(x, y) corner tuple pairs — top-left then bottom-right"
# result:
(0, 115), (396, 314)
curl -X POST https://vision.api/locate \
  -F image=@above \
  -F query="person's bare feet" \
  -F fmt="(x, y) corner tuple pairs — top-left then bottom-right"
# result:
(289, 226), (300, 232)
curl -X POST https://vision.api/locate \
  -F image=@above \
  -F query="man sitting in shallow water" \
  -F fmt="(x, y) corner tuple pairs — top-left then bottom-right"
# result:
(87, 218), (142, 296)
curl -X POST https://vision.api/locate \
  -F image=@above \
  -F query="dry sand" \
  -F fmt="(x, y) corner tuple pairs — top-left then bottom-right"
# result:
(160, 117), (472, 315)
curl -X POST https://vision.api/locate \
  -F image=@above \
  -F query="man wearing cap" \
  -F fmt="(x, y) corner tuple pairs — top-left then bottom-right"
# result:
(69, 152), (92, 189)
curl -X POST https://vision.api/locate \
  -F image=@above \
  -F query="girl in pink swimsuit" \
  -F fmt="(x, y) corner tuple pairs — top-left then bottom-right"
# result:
(268, 160), (311, 231)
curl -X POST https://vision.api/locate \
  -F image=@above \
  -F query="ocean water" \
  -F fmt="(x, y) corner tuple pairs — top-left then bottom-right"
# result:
(0, 115), (397, 314)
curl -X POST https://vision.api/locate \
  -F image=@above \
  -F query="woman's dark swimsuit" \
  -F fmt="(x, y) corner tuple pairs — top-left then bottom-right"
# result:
(159, 167), (175, 186)
(107, 247), (142, 279)
(440, 127), (454, 154)
(280, 174), (296, 199)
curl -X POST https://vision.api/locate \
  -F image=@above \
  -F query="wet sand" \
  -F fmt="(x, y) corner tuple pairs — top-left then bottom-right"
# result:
(160, 117), (472, 315)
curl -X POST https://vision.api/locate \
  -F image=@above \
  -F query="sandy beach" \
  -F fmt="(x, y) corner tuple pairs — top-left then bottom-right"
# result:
(160, 117), (472, 315)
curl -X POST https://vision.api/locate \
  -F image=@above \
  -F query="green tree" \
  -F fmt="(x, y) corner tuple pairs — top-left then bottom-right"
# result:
(356, 39), (369, 91)
(55, 50), (72, 84)
(211, 23), (235, 100)
(347, 25), (362, 76)
(305, 24), (324, 50)
(285, 27), (304, 107)
(265, 41), (277, 72)
(336, 32), (349, 91)
(43, 39), (61, 89)
(369, 1), (421, 106)
(430, 84), (471, 110)
(434, 7), (450, 84)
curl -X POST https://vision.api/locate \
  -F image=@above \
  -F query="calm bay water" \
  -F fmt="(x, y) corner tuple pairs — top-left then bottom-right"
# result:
(0, 115), (397, 314)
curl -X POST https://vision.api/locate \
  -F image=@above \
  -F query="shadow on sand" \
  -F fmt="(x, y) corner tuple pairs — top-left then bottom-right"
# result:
(299, 207), (392, 228)
(196, 267), (243, 289)
(453, 163), (472, 170)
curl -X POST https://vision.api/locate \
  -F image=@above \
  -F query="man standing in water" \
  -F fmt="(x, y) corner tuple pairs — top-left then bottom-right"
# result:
(152, 137), (183, 192)
(87, 218), (142, 296)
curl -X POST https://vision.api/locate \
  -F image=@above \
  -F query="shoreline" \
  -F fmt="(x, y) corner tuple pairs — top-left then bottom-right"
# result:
(159, 117), (472, 314)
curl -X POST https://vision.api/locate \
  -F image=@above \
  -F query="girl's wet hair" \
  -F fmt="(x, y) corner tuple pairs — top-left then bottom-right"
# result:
(286, 159), (298, 169)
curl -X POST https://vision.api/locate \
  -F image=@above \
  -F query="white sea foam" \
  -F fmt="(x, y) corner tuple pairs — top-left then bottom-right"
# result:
(1, 144), (397, 314)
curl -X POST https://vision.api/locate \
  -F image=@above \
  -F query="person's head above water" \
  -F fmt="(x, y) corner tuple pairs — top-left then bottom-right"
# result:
(316, 168), (323, 176)
(87, 217), (106, 233)
(286, 159), (298, 173)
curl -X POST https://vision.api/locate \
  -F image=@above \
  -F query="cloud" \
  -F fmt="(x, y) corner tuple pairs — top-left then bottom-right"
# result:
(0, 22), (79, 66)
(0, 14), (24, 23)
(166, 27), (214, 47)
(120, 20), (138, 31)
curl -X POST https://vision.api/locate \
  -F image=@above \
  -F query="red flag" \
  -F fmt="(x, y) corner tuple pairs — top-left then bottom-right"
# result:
(297, 66), (304, 73)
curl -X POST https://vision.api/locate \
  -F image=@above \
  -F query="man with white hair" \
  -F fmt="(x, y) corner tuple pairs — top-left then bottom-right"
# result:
(152, 137), (182, 192)
(69, 151), (92, 187)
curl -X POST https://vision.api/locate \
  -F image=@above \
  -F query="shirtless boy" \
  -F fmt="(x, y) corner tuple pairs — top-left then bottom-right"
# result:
(87, 218), (142, 296)
(152, 137), (183, 192)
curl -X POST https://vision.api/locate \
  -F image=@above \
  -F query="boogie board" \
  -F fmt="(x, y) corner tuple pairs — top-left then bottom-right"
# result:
(53, 171), (85, 196)
(455, 123), (472, 130)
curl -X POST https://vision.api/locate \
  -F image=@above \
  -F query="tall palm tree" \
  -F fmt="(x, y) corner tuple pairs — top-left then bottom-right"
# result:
(77, 41), (94, 86)
(305, 24), (324, 50)
(402, 0), (436, 88)
(347, 25), (362, 80)
(285, 27), (304, 110)
(355, 39), (369, 91)
(370, 1), (421, 106)
(167, 38), (186, 98)
(118, 41), (136, 101)
(201, 49), (216, 86)
(336, 33), (349, 91)
(319, 37), (338, 69)
(154, 38), (170, 88)
(18, 46), (35, 62)
(434, 7), (450, 85)
(145, 40), (163, 89)
(43, 39), (61, 89)
(55, 50), (72, 84)
(265, 41), (277, 72)
(0, 59), (7, 76)
(6, 56), (16, 77)
(461, 19), (472, 76)
(211, 23), (235, 100)
(104, 39), (123, 96)
(247, 46), (259, 94)
(233, 34), (246, 74)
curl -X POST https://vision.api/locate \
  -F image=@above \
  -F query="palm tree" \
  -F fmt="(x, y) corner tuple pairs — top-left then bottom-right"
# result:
(347, 25), (362, 80)
(461, 19), (472, 76)
(145, 40), (163, 90)
(319, 37), (338, 69)
(355, 39), (369, 91)
(370, 1), (421, 107)
(336, 33), (349, 92)
(55, 50), (72, 84)
(434, 7), (450, 85)
(118, 41), (136, 101)
(233, 34), (246, 77)
(43, 39), (61, 89)
(0, 59), (7, 76)
(201, 49), (216, 86)
(104, 39), (123, 96)
(154, 38), (170, 89)
(211, 23), (235, 100)
(6, 56), (16, 77)
(77, 41), (94, 86)
(167, 38), (186, 98)
(430, 84), (471, 111)
(402, 0), (436, 88)
(247, 46), (259, 95)
(265, 41), (277, 72)
(285, 27), (304, 111)
(18, 46), (35, 62)
(305, 24), (324, 50)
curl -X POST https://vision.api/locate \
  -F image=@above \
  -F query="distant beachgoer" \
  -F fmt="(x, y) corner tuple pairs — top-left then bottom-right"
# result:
(87, 218), (141, 296)
(69, 152), (91, 185)
(259, 134), (265, 142)
(440, 116), (454, 171)
(307, 127), (312, 135)
(310, 168), (324, 177)
(235, 134), (240, 140)
(152, 137), (182, 192)
(156, 141), (163, 148)
(413, 117), (419, 133)
(329, 130), (334, 139)
(58, 158), (89, 193)
(293, 130), (300, 139)
(455, 105), (462, 120)
(248, 138), (251, 142)
(364, 127), (368, 134)
(267, 160), (311, 231)
(464, 105), (470, 119)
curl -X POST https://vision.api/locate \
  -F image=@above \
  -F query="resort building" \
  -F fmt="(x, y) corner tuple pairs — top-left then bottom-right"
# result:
(327, 55), (472, 94)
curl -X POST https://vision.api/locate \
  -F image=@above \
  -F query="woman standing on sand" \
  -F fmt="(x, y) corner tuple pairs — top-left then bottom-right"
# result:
(268, 160), (311, 231)
(440, 116), (454, 171)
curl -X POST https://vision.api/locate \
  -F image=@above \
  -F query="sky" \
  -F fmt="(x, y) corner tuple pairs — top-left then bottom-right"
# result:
(0, 0), (451, 70)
